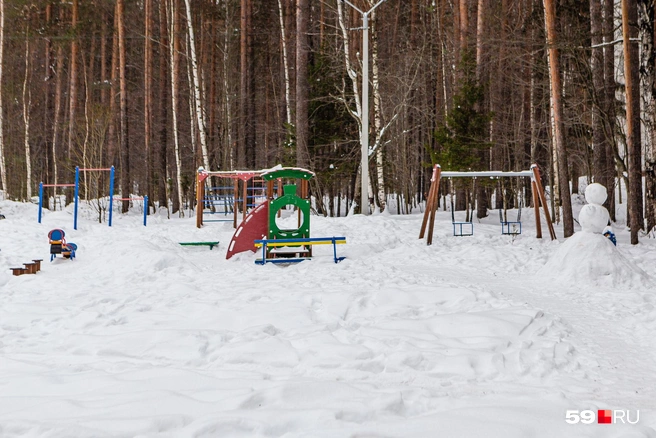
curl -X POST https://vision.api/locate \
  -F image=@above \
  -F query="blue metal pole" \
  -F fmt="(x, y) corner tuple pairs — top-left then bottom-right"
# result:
(38, 182), (43, 223)
(109, 166), (115, 227)
(143, 195), (148, 226)
(74, 167), (80, 230)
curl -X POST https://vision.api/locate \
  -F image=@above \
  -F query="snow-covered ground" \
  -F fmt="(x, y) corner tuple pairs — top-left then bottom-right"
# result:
(0, 196), (655, 437)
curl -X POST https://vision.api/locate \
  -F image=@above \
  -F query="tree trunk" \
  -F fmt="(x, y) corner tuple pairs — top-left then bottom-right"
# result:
(158, 0), (169, 210)
(222, 0), (234, 169)
(169, 0), (184, 215)
(623, 0), (644, 243)
(476, 0), (488, 218)
(184, 0), (209, 170)
(642, 0), (656, 232)
(277, 0), (292, 131)
(51, 7), (66, 202)
(337, 0), (364, 213)
(296, 0), (310, 169)
(371, 8), (386, 212)
(603, 0), (617, 220)
(544, 0), (574, 237)
(591, 0), (610, 201)
(67, 0), (79, 162)
(0, 0), (6, 196)
(109, 2), (119, 167)
(169, 0), (184, 217)
(144, 0), (153, 212)
(239, 0), (255, 168)
(23, 20), (32, 200)
(118, 0), (130, 213)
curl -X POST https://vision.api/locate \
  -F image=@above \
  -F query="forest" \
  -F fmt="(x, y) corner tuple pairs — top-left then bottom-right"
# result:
(0, 0), (655, 244)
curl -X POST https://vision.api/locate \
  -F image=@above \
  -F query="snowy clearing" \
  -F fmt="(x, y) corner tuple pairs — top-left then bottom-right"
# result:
(0, 198), (655, 438)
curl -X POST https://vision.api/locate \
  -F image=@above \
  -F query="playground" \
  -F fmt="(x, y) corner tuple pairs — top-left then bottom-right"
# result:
(0, 185), (655, 437)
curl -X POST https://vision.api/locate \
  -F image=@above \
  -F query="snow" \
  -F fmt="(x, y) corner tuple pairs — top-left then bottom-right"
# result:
(1, 199), (655, 437)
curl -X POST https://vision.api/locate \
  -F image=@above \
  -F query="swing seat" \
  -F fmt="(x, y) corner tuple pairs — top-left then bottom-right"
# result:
(499, 204), (523, 235)
(452, 222), (473, 236)
(451, 206), (473, 236)
(501, 221), (522, 235)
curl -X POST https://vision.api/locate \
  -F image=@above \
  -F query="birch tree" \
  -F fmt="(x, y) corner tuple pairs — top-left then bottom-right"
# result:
(371, 8), (387, 212)
(277, 0), (292, 135)
(22, 13), (32, 200)
(183, 0), (209, 170)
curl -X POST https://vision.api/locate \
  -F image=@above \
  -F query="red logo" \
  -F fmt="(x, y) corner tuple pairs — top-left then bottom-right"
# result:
(598, 410), (612, 424)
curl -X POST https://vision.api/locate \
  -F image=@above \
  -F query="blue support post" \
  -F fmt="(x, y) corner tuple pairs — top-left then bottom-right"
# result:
(143, 195), (148, 226)
(74, 167), (80, 230)
(108, 166), (115, 227)
(38, 182), (44, 223)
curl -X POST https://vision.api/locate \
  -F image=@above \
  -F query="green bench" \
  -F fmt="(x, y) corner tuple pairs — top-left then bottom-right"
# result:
(179, 241), (220, 250)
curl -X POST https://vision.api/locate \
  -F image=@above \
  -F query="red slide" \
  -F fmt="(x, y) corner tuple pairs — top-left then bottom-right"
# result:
(226, 201), (269, 259)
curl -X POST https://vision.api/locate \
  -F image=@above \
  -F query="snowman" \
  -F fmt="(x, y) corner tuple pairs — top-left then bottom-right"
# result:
(579, 183), (616, 244)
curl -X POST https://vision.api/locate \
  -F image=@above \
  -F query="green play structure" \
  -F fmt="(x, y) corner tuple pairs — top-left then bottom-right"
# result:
(225, 167), (346, 264)
(263, 168), (313, 241)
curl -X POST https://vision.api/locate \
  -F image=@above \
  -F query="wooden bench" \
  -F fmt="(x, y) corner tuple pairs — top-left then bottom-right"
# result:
(179, 241), (220, 250)
(254, 237), (346, 265)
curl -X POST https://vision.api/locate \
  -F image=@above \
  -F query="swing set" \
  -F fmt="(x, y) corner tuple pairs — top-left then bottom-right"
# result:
(419, 164), (556, 245)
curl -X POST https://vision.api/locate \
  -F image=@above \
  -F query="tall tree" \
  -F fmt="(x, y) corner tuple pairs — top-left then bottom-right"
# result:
(591, 0), (610, 197)
(296, 0), (310, 169)
(67, 0), (79, 161)
(239, 0), (255, 168)
(623, 0), (644, 243)
(277, 0), (292, 135)
(157, 0), (169, 210)
(184, 0), (209, 170)
(639, 0), (656, 233)
(144, 0), (154, 210)
(51, 5), (66, 200)
(22, 10), (32, 200)
(0, 0), (5, 197)
(168, 0), (184, 215)
(544, 0), (574, 237)
(117, 0), (130, 213)
(603, 0), (617, 219)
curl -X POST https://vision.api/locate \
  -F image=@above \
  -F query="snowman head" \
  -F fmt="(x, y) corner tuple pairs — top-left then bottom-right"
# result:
(585, 183), (607, 206)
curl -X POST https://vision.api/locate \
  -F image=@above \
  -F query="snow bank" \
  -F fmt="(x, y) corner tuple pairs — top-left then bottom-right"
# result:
(538, 231), (652, 288)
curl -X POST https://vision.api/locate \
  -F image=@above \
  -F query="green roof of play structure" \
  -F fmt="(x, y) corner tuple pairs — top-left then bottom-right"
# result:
(261, 167), (315, 181)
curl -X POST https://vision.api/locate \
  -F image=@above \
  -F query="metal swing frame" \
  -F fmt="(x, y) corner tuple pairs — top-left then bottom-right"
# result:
(419, 164), (557, 245)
